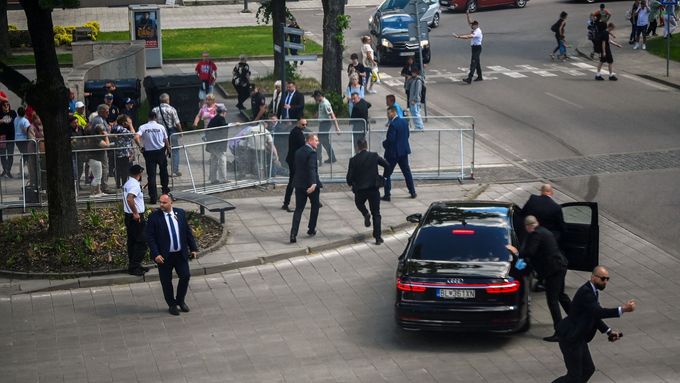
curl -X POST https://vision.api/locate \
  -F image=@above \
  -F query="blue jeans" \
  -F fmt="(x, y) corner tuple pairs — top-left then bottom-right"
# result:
(169, 131), (180, 174)
(383, 155), (416, 197)
(409, 102), (424, 130)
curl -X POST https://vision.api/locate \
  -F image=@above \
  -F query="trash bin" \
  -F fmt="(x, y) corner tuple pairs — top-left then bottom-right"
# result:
(143, 74), (201, 129)
(84, 78), (141, 115)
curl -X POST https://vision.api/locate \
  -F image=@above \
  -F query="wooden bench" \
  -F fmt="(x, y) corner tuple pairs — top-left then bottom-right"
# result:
(170, 191), (235, 224)
(0, 204), (7, 223)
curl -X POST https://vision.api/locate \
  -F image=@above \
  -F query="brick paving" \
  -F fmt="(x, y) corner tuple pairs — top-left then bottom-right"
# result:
(1, 182), (680, 382)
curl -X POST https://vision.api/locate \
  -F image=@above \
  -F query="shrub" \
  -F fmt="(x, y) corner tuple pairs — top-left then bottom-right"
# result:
(8, 24), (18, 31)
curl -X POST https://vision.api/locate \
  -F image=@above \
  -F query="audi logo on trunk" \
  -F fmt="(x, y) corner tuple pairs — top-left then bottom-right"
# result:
(447, 278), (464, 284)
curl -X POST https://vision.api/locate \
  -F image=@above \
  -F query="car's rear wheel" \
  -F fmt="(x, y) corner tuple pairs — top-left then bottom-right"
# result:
(430, 13), (440, 28)
(466, 0), (478, 13)
(515, 0), (527, 8)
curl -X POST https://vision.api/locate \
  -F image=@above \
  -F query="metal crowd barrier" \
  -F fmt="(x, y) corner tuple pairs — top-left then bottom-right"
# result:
(0, 139), (41, 209)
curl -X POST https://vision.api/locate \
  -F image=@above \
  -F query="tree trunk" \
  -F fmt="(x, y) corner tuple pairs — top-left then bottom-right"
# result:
(20, 0), (78, 237)
(272, 0), (286, 79)
(321, 0), (345, 95)
(0, 0), (9, 58)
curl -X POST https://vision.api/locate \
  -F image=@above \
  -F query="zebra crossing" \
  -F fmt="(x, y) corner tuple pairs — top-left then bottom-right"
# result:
(379, 60), (602, 86)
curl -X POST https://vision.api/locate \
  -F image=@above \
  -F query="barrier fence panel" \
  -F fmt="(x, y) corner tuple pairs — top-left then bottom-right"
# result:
(0, 139), (41, 209)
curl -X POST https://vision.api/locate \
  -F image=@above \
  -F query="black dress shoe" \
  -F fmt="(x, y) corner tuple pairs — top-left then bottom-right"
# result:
(474, 77), (483, 82)
(381, 195), (391, 202)
(543, 334), (560, 342)
(178, 302), (190, 313)
(290, 235), (297, 243)
(281, 204), (294, 212)
(142, 266), (150, 272)
(410, 193), (417, 199)
(375, 237), (384, 245)
(168, 306), (180, 316)
(462, 78), (472, 84)
(364, 214), (371, 227)
(307, 229), (316, 236)
(128, 268), (145, 276)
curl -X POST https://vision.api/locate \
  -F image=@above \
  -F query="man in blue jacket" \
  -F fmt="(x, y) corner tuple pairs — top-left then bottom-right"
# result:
(146, 194), (199, 316)
(382, 106), (416, 201)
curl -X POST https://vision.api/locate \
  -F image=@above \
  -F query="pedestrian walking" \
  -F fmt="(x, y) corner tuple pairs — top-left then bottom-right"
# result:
(346, 138), (392, 245)
(288, 18), (303, 66)
(595, 22), (622, 81)
(192, 93), (217, 130)
(250, 85), (267, 122)
(0, 100), (17, 178)
(590, 3), (612, 58)
(152, 93), (183, 177)
(662, 3), (678, 38)
(361, 36), (379, 93)
(145, 194), (198, 316)
(347, 53), (367, 85)
(552, 266), (637, 383)
(634, 0), (651, 49)
(454, 11), (483, 84)
(123, 164), (148, 276)
(270, 80), (283, 119)
(232, 55), (252, 110)
(313, 90), (340, 165)
(289, 133), (322, 244)
(195, 51), (218, 103)
(205, 105), (229, 184)
(350, 92), (371, 144)
(382, 106), (416, 201)
(345, 74), (365, 117)
(401, 56), (417, 105)
(277, 81), (305, 121)
(110, 115), (136, 189)
(507, 215), (571, 342)
(135, 111), (171, 205)
(408, 66), (425, 131)
(648, 0), (662, 36)
(386, 94), (405, 118)
(627, 0), (641, 44)
(281, 118), (308, 213)
(550, 12), (569, 61)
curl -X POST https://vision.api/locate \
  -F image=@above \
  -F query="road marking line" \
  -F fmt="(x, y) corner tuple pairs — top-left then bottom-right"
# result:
(560, 69), (586, 76)
(533, 70), (558, 77)
(380, 73), (393, 78)
(620, 74), (672, 91)
(545, 92), (583, 109)
(501, 72), (528, 78)
(516, 65), (540, 71)
(487, 65), (527, 78)
(571, 62), (597, 69)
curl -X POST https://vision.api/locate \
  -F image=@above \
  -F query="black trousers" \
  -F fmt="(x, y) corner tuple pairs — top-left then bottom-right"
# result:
(1, 142), (14, 174)
(115, 156), (130, 188)
(318, 121), (336, 163)
(354, 188), (382, 239)
(290, 188), (320, 237)
(234, 84), (250, 108)
(124, 214), (147, 271)
(158, 252), (191, 307)
(553, 339), (595, 383)
(383, 155), (416, 197)
(283, 162), (295, 206)
(143, 149), (170, 204)
(467, 45), (482, 80)
(545, 268), (572, 330)
(648, 19), (658, 35)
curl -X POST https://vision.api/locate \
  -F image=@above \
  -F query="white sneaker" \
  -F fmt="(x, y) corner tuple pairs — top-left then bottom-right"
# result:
(642, 44), (646, 50)
(633, 43), (639, 50)
(368, 89), (377, 94)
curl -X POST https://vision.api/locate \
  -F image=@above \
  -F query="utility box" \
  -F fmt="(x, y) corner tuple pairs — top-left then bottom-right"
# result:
(128, 5), (162, 68)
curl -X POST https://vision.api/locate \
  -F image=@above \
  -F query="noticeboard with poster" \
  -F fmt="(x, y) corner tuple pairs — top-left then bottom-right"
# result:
(134, 11), (159, 48)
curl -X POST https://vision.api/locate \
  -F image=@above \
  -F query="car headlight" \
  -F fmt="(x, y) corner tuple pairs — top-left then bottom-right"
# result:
(381, 38), (393, 48)
(420, 39), (429, 47)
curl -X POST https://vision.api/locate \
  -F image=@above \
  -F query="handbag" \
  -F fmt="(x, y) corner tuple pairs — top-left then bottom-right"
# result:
(371, 67), (381, 82)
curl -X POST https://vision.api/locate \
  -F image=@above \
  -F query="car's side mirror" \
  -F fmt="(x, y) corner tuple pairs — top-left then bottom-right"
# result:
(406, 213), (422, 223)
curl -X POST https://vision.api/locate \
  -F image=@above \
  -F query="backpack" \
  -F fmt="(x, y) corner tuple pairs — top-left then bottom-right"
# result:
(416, 77), (426, 103)
(551, 19), (562, 33)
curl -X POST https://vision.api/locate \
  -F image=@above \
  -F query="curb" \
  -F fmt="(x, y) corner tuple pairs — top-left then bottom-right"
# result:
(14, 185), (490, 294)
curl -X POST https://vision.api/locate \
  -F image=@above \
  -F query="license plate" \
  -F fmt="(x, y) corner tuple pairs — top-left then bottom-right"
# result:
(437, 289), (475, 299)
(399, 52), (416, 56)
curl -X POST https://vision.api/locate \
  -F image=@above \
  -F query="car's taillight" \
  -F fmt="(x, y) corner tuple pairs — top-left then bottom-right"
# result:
(485, 281), (520, 294)
(397, 279), (427, 293)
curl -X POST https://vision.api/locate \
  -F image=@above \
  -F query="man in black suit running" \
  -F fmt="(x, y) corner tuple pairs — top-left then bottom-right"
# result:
(552, 265), (636, 382)
(289, 134), (322, 243)
(282, 118), (308, 212)
(346, 138), (392, 245)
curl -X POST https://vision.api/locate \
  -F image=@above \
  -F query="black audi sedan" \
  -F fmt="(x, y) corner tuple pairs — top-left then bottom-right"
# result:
(395, 200), (599, 333)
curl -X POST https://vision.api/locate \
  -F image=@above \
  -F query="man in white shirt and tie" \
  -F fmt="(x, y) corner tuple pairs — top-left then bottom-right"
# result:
(145, 194), (199, 316)
(453, 11), (484, 84)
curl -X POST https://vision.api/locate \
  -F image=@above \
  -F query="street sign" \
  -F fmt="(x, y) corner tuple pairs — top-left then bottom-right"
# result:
(274, 44), (282, 53)
(284, 41), (305, 51)
(284, 55), (318, 62)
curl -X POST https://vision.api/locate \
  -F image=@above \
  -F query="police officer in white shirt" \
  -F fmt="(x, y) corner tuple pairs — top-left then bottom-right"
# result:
(453, 11), (484, 84)
(123, 164), (148, 276)
(135, 111), (171, 205)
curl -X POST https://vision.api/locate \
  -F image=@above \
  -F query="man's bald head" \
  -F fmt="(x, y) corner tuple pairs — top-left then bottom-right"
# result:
(591, 265), (610, 290)
(540, 183), (553, 196)
(592, 265), (608, 276)
(159, 194), (173, 212)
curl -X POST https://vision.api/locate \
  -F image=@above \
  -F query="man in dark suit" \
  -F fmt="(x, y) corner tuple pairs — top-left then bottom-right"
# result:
(277, 81), (305, 121)
(145, 194), (199, 316)
(350, 92), (371, 143)
(508, 215), (571, 342)
(521, 184), (565, 241)
(282, 118), (308, 212)
(290, 134), (322, 243)
(553, 266), (636, 383)
(346, 138), (392, 245)
(382, 106), (416, 201)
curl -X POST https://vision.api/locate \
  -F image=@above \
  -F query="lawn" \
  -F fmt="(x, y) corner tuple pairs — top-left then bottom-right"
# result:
(645, 36), (680, 62)
(2, 53), (72, 66)
(99, 26), (323, 60)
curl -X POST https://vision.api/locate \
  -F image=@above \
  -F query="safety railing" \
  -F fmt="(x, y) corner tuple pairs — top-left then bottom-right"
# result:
(0, 139), (42, 209)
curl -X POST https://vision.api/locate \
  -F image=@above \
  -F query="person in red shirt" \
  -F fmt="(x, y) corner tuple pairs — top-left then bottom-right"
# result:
(195, 51), (218, 104)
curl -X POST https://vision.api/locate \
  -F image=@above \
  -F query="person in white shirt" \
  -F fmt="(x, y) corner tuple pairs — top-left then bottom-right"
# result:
(152, 93), (183, 177)
(135, 111), (171, 204)
(453, 11), (484, 84)
(123, 164), (148, 276)
(361, 36), (379, 94)
(633, 0), (651, 49)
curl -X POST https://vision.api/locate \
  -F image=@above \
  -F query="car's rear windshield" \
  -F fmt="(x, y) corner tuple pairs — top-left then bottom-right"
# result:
(410, 221), (511, 262)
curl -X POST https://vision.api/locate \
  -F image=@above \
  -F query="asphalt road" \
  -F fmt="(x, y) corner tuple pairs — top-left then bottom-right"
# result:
(294, 0), (680, 257)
